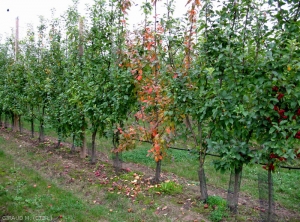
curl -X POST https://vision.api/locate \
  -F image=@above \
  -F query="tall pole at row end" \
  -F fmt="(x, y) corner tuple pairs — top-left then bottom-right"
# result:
(13, 17), (20, 132)
(15, 17), (19, 61)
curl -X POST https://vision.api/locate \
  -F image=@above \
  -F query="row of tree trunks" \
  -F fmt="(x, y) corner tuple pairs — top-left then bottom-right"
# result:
(0, 110), (276, 222)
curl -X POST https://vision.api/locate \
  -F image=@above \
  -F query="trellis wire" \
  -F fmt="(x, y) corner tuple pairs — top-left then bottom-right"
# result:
(136, 139), (300, 170)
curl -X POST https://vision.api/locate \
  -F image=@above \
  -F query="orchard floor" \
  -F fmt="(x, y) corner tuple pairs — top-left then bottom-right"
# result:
(0, 127), (299, 222)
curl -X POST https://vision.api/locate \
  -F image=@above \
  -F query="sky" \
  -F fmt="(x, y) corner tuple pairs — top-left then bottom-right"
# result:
(0, 0), (188, 42)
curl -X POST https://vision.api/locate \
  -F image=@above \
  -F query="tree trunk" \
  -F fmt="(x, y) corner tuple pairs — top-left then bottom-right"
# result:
(18, 116), (22, 133)
(153, 160), (161, 184)
(258, 168), (275, 222)
(11, 112), (14, 129)
(39, 120), (45, 142)
(0, 111), (2, 127)
(197, 122), (208, 202)
(227, 165), (243, 213)
(31, 117), (34, 138)
(56, 139), (61, 148)
(113, 152), (122, 174)
(30, 106), (34, 138)
(4, 113), (9, 128)
(198, 164), (208, 202)
(91, 129), (97, 164)
(56, 125), (61, 148)
(38, 106), (45, 142)
(71, 134), (76, 154)
(80, 123), (87, 158)
(267, 168), (275, 222)
(112, 126), (122, 174)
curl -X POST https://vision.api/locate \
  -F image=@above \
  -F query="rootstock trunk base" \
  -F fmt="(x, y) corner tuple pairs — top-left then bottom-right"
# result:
(70, 135), (76, 154)
(113, 151), (123, 175)
(112, 126), (122, 174)
(30, 119), (34, 138)
(227, 165), (243, 213)
(90, 130), (97, 164)
(198, 166), (208, 203)
(38, 106), (45, 143)
(80, 128), (87, 159)
(38, 123), (45, 143)
(18, 116), (22, 133)
(4, 114), (8, 128)
(55, 127), (62, 148)
(55, 140), (61, 149)
(151, 160), (162, 184)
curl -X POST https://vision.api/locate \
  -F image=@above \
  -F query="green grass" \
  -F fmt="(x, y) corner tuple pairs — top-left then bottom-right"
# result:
(0, 137), (159, 222)
(0, 150), (102, 221)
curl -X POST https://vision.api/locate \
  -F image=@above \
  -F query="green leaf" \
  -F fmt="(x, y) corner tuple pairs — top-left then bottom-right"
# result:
(269, 127), (275, 134)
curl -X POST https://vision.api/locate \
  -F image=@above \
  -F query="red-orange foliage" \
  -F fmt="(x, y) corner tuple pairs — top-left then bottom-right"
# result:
(117, 3), (174, 163)
(117, 0), (201, 164)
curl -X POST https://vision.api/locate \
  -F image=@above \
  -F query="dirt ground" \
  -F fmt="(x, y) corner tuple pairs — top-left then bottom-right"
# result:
(0, 127), (299, 222)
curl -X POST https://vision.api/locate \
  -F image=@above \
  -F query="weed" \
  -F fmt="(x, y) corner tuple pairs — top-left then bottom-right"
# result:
(68, 169), (85, 180)
(118, 171), (135, 180)
(0, 185), (7, 196)
(135, 192), (151, 203)
(207, 195), (227, 207)
(149, 181), (183, 195)
(0, 167), (6, 176)
(25, 195), (43, 208)
(209, 208), (228, 222)
(9, 166), (20, 174)
(207, 196), (229, 222)
(105, 191), (120, 202)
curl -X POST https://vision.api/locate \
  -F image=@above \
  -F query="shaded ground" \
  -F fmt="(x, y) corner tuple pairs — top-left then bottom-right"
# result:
(0, 127), (299, 221)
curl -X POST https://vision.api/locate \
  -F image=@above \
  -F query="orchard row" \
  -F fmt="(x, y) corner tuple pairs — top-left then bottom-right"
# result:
(0, 0), (299, 215)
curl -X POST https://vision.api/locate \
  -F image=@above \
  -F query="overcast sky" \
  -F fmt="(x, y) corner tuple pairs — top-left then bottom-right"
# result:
(0, 0), (188, 42)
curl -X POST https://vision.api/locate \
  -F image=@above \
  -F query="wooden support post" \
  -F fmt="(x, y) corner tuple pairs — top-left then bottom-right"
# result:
(78, 17), (87, 159)
(13, 17), (20, 132)
(15, 17), (19, 60)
